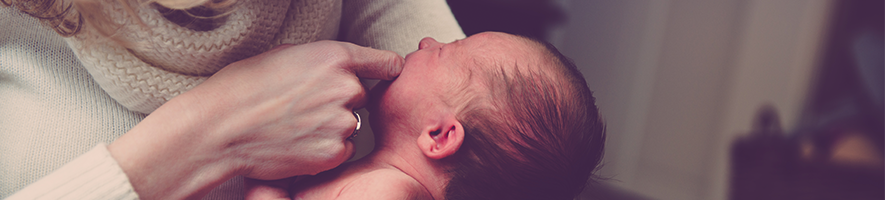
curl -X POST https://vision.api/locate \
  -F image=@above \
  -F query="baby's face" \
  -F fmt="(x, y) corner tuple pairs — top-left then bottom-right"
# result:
(368, 32), (543, 133)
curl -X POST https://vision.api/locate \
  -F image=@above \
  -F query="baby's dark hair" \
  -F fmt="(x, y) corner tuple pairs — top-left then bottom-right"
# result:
(445, 37), (605, 200)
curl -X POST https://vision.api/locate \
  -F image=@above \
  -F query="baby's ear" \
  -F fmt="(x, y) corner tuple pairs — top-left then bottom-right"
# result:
(417, 118), (464, 159)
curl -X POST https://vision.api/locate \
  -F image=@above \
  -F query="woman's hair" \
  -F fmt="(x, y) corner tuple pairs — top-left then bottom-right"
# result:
(1, 0), (236, 38)
(445, 38), (606, 200)
(1, 0), (83, 36)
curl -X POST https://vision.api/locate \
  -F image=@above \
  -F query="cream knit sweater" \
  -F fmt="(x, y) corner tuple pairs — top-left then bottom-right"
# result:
(0, 0), (465, 198)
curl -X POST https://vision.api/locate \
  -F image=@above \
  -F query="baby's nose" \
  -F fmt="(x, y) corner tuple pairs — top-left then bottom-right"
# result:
(418, 37), (441, 50)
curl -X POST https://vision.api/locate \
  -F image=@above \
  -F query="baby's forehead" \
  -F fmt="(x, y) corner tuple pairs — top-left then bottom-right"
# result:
(473, 33), (545, 57)
(464, 37), (553, 76)
(438, 32), (558, 100)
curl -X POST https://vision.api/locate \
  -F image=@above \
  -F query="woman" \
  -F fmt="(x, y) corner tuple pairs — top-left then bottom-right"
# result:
(0, 0), (464, 199)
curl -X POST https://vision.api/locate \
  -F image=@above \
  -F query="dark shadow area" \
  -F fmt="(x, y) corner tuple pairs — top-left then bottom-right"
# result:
(447, 0), (565, 40)
(730, 1), (884, 199)
(576, 182), (654, 200)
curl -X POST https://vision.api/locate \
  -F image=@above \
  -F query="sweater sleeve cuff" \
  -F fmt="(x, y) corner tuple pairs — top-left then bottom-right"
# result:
(6, 143), (140, 200)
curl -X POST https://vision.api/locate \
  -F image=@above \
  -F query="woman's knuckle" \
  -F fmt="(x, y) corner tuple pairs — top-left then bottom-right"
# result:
(344, 82), (363, 95)
(317, 143), (346, 164)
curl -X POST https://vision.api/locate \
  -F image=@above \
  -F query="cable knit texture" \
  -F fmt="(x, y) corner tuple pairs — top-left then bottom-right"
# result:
(67, 0), (342, 113)
(1, 0), (464, 199)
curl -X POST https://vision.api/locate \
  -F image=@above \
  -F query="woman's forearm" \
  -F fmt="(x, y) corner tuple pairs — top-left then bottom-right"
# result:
(107, 93), (241, 200)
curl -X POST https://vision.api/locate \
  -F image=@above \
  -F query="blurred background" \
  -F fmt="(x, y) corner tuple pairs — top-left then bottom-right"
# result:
(442, 0), (884, 199)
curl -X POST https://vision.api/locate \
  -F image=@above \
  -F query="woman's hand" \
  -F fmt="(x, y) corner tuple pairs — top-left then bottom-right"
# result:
(107, 41), (403, 199)
(201, 41), (402, 179)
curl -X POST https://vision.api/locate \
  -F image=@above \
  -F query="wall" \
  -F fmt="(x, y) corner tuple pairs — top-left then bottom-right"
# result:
(550, 1), (833, 200)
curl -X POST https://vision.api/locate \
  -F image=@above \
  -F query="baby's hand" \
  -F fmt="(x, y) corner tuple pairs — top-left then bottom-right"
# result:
(245, 177), (298, 200)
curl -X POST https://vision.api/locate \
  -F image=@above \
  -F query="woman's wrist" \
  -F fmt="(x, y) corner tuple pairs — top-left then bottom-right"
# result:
(108, 93), (244, 199)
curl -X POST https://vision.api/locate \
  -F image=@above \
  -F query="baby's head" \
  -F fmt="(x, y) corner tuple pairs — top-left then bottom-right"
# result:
(368, 32), (605, 200)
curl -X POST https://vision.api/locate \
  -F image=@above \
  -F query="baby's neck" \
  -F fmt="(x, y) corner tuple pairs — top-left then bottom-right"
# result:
(289, 149), (431, 199)
(289, 143), (448, 199)
(360, 145), (449, 200)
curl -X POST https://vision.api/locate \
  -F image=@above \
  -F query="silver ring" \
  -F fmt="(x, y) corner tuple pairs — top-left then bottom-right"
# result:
(350, 111), (361, 139)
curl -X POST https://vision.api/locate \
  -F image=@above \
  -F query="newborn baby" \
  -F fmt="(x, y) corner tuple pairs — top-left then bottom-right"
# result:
(250, 32), (605, 200)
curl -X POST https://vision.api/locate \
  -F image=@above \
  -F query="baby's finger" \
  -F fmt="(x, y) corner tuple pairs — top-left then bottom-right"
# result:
(244, 177), (296, 200)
